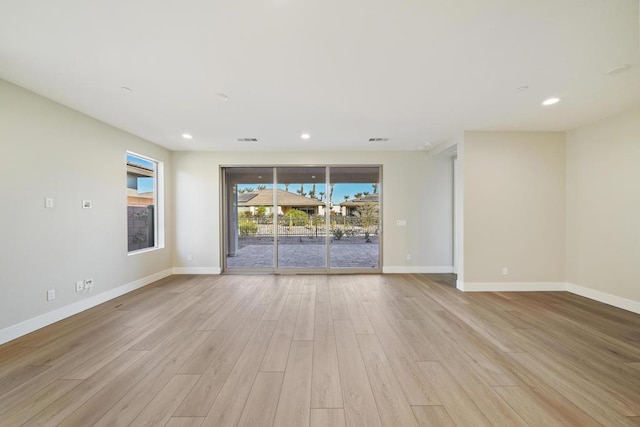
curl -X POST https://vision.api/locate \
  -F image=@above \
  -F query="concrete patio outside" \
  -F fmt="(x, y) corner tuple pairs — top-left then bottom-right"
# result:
(227, 237), (379, 269)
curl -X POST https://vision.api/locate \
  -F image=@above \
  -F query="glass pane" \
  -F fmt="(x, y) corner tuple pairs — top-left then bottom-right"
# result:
(127, 154), (156, 252)
(329, 167), (380, 269)
(224, 167), (275, 269)
(276, 167), (327, 269)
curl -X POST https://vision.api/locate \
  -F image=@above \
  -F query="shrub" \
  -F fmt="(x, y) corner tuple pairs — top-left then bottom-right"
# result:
(354, 202), (379, 228)
(332, 228), (344, 240)
(239, 220), (258, 236)
(284, 209), (308, 226)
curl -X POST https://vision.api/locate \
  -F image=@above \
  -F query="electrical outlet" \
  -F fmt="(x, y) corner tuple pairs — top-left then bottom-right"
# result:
(84, 278), (93, 290)
(406, 254), (411, 261)
(76, 280), (84, 292)
(502, 267), (508, 276)
(47, 289), (56, 301)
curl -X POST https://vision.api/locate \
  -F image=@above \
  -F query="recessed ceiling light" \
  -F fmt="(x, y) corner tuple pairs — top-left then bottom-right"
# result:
(542, 97), (561, 106)
(182, 133), (193, 139)
(301, 133), (310, 140)
(258, 175), (263, 179)
(120, 86), (132, 93)
(215, 93), (229, 102)
(311, 175), (316, 179)
(606, 64), (631, 75)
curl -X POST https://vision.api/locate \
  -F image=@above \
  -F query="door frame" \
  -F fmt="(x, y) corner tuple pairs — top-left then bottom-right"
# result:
(221, 164), (383, 274)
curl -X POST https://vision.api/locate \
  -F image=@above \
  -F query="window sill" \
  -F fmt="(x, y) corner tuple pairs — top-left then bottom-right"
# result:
(127, 246), (164, 256)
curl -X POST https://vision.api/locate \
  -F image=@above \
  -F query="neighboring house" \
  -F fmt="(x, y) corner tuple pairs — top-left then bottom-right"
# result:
(340, 193), (379, 216)
(238, 189), (324, 215)
(127, 162), (154, 206)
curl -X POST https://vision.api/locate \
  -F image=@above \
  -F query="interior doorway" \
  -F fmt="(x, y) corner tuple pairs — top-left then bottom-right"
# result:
(222, 165), (381, 273)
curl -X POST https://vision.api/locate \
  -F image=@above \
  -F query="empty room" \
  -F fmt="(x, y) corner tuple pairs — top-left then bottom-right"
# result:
(1, 1), (640, 426)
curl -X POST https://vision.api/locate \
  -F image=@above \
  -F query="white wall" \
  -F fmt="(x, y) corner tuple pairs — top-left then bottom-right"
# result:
(462, 131), (566, 288)
(171, 150), (454, 273)
(0, 80), (173, 341)
(566, 107), (640, 303)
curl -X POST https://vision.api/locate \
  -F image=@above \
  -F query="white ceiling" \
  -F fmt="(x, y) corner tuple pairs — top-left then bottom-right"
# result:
(1, 0), (639, 152)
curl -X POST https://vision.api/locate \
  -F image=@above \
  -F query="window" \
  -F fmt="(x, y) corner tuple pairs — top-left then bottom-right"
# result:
(127, 152), (163, 253)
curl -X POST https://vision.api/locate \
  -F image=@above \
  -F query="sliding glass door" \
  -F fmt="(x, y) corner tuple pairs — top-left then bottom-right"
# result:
(222, 165), (381, 273)
(224, 167), (275, 270)
(276, 167), (327, 269)
(329, 167), (380, 269)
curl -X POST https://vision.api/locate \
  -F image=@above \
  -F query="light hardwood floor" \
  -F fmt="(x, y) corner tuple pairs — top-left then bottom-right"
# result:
(1, 274), (639, 426)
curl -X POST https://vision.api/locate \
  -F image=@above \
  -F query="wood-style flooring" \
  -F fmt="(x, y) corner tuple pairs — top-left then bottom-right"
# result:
(1, 273), (640, 426)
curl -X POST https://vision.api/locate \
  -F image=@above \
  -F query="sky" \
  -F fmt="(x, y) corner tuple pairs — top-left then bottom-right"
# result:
(127, 154), (155, 193)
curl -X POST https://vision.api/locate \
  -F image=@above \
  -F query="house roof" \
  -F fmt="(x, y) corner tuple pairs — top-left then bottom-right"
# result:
(127, 162), (154, 178)
(239, 189), (324, 207)
(238, 193), (258, 203)
(341, 194), (379, 207)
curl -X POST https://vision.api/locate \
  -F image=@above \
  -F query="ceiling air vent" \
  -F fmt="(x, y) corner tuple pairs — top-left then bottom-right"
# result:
(368, 138), (389, 142)
(237, 138), (258, 142)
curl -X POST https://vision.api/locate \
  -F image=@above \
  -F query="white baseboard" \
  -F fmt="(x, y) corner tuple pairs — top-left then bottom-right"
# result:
(565, 282), (640, 315)
(458, 281), (566, 292)
(383, 266), (454, 274)
(0, 269), (173, 346)
(176, 266), (454, 275)
(172, 267), (222, 275)
(456, 280), (640, 315)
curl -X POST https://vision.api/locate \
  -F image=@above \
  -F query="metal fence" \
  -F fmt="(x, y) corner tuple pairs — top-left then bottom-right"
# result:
(238, 215), (379, 239)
